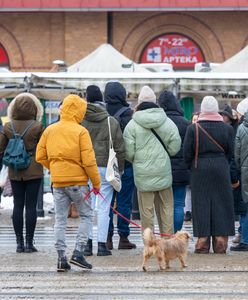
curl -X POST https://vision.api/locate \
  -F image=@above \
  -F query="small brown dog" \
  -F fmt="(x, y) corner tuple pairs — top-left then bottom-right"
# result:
(142, 228), (191, 272)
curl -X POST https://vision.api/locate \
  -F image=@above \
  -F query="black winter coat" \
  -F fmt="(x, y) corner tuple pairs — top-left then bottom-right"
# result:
(158, 91), (190, 186)
(183, 120), (235, 237)
(104, 82), (133, 168)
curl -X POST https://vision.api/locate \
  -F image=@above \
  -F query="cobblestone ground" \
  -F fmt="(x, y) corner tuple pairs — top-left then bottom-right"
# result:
(0, 209), (248, 299)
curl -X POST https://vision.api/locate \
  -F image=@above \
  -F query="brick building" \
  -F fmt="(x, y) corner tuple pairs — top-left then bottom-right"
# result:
(0, 0), (248, 72)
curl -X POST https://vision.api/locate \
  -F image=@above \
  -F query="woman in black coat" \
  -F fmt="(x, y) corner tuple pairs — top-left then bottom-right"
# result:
(158, 91), (190, 232)
(183, 96), (235, 254)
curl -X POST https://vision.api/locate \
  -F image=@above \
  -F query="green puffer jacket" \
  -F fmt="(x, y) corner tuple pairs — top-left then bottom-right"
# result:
(235, 112), (248, 203)
(123, 108), (181, 192)
(82, 103), (125, 173)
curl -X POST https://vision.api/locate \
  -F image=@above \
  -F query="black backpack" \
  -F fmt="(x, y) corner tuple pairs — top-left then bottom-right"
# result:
(113, 107), (131, 131)
(3, 121), (35, 170)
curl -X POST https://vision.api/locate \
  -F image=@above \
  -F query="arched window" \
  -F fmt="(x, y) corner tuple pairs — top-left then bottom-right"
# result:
(0, 43), (9, 68)
(140, 33), (205, 71)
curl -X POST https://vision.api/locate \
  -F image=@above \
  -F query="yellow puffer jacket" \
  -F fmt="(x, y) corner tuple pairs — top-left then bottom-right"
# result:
(36, 94), (101, 189)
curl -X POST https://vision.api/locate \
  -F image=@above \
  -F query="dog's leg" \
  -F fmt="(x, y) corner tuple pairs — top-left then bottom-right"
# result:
(157, 255), (165, 271)
(178, 255), (187, 269)
(142, 253), (151, 272)
(165, 260), (170, 269)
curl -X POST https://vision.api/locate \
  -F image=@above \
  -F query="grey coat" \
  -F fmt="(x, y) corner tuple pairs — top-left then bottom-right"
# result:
(235, 112), (248, 203)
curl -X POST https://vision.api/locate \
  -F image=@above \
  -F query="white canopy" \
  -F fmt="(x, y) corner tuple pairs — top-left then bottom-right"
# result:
(212, 46), (248, 73)
(68, 44), (150, 73)
(0, 71), (248, 100)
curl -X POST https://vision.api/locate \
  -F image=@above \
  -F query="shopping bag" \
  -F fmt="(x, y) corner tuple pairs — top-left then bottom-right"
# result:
(105, 117), (122, 192)
(0, 165), (8, 187)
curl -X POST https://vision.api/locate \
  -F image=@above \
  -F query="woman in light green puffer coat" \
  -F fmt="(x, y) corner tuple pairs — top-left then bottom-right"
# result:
(123, 87), (181, 236)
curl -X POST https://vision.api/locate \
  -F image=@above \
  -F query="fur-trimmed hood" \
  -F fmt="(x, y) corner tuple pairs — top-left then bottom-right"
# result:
(7, 93), (44, 122)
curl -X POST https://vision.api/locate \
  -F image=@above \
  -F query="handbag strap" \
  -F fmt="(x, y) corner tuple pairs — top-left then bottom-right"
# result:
(107, 117), (113, 149)
(197, 123), (225, 152)
(195, 122), (225, 169)
(151, 129), (168, 154)
(195, 123), (199, 168)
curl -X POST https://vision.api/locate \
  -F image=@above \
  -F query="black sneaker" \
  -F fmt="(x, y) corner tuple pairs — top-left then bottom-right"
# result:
(70, 250), (92, 269)
(57, 256), (71, 272)
(230, 243), (248, 251)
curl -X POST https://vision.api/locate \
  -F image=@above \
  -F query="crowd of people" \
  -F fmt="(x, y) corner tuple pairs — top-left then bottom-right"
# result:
(0, 84), (248, 272)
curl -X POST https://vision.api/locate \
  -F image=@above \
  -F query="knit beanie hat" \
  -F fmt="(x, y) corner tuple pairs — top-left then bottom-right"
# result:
(220, 104), (234, 120)
(138, 86), (156, 105)
(200, 96), (219, 113)
(236, 97), (248, 115)
(86, 85), (103, 103)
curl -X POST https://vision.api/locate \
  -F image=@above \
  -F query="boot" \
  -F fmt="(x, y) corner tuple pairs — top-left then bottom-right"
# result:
(106, 233), (113, 250)
(68, 202), (79, 218)
(212, 236), (228, 254)
(57, 251), (71, 272)
(83, 239), (93, 256)
(70, 250), (92, 269)
(184, 211), (192, 222)
(97, 242), (112, 256)
(194, 237), (210, 254)
(24, 236), (38, 253)
(118, 236), (136, 250)
(16, 235), (24, 253)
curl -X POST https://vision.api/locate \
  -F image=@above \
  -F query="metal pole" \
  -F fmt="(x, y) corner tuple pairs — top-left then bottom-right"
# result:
(37, 178), (44, 217)
(107, 12), (113, 44)
(132, 186), (140, 220)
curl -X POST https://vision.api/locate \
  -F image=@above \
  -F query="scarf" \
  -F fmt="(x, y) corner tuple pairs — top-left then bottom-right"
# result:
(198, 112), (223, 122)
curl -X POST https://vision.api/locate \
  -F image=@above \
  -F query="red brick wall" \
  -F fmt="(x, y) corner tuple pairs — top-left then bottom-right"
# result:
(0, 11), (247, 71)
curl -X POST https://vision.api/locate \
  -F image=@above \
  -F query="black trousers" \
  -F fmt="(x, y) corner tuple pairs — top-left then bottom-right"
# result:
(11, 179), (42, 239)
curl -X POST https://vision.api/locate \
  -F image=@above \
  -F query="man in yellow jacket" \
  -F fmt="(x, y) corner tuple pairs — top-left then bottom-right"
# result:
(36, 94), (101, 272)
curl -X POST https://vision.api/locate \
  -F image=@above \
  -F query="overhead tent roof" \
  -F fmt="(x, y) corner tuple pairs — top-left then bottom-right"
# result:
(68, 44), (150, 73)
(1, 72), (248, 100)
(212, 46), (248, 73)
(0, 72), (175, 100)
(1, 0), (248, 11)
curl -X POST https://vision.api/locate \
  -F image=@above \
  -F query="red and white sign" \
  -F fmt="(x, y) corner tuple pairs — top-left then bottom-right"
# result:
(140, 34), (205, 70)
(0, 45), (9, 66)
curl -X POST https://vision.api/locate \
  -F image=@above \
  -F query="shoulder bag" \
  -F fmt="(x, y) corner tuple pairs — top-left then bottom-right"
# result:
(105, 117), (122, 192)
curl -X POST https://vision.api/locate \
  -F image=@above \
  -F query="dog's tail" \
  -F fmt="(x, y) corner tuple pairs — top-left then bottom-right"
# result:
(143, 228), (156, 247)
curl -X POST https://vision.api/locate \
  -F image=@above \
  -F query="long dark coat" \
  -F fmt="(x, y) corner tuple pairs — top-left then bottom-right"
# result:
(183, 120), (235, 237)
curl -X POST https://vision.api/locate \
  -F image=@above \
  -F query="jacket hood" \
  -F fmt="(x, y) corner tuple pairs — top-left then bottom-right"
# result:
(133, 108), (167, 129)
(84, 103), (109, 122)
(104, 81), (129, 107)
(158, 91), (184, 116)
(243, 112), (248, 127)
(60, 94), (87, 123)
(7, 92), (44, 121)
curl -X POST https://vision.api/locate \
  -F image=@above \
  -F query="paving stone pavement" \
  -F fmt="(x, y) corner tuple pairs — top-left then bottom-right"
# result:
(0, 209), (248, 299)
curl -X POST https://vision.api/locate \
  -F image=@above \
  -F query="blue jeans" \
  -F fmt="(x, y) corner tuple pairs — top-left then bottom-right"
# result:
(241, 212), (248, 245)
(109, 166), (135, 237)
(173, 185), (186, 233)
(238, 214), (246, 234)
(89, 167), (114, 243)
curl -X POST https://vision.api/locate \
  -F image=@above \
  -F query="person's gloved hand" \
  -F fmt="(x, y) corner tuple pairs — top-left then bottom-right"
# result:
(92, 188), (100, 195)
